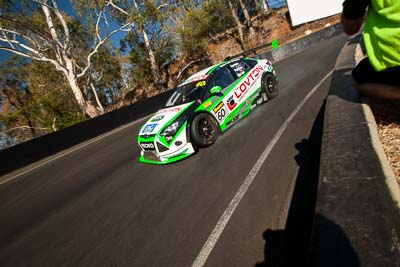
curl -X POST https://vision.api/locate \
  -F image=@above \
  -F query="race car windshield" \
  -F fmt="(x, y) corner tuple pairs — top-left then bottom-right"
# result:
(165, 81), (206, 107)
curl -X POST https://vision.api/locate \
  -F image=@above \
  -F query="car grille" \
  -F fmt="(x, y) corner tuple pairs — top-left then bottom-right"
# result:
(156, 142), (169, 153)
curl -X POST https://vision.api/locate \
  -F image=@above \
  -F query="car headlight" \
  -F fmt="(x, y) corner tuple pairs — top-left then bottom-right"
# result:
(160, 115), (187, 139)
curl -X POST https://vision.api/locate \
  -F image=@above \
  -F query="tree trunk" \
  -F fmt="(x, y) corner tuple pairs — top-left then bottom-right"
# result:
(239, 0), (255, 35)
(66, 74), (101, 118)
(142, 29), (165, 91)
(62, 56), (102, 118)
(132, 0), (165, 92)
(228, 0), (247, 50)
(90, 83), (105, 113)
(262, 0), (269, 12)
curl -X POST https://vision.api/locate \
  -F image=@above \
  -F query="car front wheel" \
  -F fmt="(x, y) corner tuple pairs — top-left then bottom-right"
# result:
(191, 113), (219, 148)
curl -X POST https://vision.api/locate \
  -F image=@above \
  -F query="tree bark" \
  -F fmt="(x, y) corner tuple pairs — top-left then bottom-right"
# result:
(262, 0), (269, 12)
(228, 0), (247, 50)
(142, 29), (164, 90)
(65, 71), (101, 118)
(90, 83), (105, 113)
(44, 3), (102, 118)
(133, 0), (165, 92)
(239, 0), (255, 35)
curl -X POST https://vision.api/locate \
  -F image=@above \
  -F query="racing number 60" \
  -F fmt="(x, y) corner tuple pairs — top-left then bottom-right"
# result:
(217, 108), (226, 121)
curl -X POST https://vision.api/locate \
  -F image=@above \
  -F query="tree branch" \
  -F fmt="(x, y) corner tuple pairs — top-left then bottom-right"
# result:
(106, 0), (129, 16)
(1, 126), (51, 133)
(50, 0), (70, 49)
(41, 3), (64, 49)
(0, 29), (16, 49)
(157, 3), (168, 10)
(76, 23), (131, 78)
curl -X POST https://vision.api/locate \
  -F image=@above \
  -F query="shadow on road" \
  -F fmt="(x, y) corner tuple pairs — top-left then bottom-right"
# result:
(255, 102), (360, 267)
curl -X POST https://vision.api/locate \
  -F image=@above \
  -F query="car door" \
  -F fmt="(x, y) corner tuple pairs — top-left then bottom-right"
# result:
(226, 59), (264, 104)
(207, 66), (236, 125)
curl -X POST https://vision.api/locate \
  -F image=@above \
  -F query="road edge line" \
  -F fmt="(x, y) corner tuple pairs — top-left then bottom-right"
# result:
(191, 69), (334, 267)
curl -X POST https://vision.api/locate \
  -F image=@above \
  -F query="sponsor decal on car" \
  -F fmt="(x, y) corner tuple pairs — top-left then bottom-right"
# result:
(140, 143), (156, 152)
(230, 62), (246, 77)
(233, 65), (264, 100)
(140, 142), (155, 150)
(213, 102), (224, 113)
(182, 74), (209, 85)
(196, 81), (206, 87)
(141, 123), (158, 134)
(151, 115), (165, 122)
(213, 102), (227, 122)
(157, 107), (182, 114)
(203, 100), (212, 108)
(226, 96), (237, 111)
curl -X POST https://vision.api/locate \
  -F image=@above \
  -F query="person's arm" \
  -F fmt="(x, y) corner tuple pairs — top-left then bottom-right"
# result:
(341, 0), (370, 35)
(341, 14), (364, 35)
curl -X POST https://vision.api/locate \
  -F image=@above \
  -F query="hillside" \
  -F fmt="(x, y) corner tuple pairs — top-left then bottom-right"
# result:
(117, 8), (341, 109)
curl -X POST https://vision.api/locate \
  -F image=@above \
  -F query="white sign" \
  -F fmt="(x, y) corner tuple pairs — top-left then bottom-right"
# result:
(286, 0), (343, 26)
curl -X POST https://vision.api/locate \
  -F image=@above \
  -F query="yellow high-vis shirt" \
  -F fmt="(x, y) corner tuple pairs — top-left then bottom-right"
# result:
(364, 0), (400, 71)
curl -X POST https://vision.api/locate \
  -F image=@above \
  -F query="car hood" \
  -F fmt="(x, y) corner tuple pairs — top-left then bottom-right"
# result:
(139, 102), (193, 136)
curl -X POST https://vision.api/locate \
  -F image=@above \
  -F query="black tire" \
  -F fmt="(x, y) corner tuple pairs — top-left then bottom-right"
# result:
(190, 113), (219, 148)
(262, 73), (278, 100)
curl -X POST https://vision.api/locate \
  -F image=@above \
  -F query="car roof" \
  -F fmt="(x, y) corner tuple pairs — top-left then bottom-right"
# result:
(178, 59), (232, 87)
(178, 58), (258, 87)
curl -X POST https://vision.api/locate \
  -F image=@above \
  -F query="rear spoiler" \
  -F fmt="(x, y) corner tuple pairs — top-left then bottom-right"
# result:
(224, 39), (278, 61)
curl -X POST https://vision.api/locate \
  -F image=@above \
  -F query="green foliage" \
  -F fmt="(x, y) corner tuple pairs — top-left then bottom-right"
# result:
(121, 29), (174, 86)
(27, 61), (86, 127)
(90, 47), (123, 105)
(0, 57), (86, 148)
(178, 0), (234, 59)
(118, 1), (176, 88)
(121, 33), (153, 85)
(0, 0), (12, 11)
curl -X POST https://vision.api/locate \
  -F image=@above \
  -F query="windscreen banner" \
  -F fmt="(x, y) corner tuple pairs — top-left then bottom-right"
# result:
(286, 0), (343, 26)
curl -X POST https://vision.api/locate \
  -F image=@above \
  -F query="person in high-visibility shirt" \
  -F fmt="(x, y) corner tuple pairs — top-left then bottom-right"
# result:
(342, 0), (400, 98)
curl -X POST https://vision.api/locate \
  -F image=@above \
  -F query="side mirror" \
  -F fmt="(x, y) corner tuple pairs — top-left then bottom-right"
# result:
(209, 85), (222, 95)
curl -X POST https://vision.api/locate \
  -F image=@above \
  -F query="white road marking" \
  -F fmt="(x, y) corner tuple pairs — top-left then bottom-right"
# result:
(191, 69), (334, 267)
(0, 115), (150, 186)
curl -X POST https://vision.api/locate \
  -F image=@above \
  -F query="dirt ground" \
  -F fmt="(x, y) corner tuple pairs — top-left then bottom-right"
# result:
(208, 9), (341, 63)
(368, 99), (400, 185)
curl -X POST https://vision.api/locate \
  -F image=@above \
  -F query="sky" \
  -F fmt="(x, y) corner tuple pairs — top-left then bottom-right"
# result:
(0, 0), (288, 63)
(0, 0), (126, 62)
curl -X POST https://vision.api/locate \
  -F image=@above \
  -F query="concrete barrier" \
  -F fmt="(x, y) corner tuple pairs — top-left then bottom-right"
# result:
(261, 24), (342, 62)
(0, 90), (174, 176)
(311, 32), (400, 266)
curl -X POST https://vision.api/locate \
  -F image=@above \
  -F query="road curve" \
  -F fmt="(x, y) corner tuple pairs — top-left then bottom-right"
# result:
(0, 34), (347, 267)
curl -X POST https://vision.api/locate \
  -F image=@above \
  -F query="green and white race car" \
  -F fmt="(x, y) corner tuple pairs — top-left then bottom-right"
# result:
(137, 57), (278, 164)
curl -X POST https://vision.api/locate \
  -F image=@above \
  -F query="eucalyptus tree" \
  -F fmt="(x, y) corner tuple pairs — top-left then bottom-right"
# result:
(99, 0), (174, 92)
(227, 0), (247, 49)
(0, 56), (87, 148)
(0, 0), (131, 118)
(238, 0), (255, 35)
(0, 56), (37, 146)
(261, 0), (269, 12)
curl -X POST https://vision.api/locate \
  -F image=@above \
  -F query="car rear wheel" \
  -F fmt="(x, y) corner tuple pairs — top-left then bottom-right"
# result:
(191, 113), (219, 148)
(263, 73), (278, 100)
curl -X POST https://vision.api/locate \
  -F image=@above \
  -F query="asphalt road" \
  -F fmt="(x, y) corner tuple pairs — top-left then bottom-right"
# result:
(0, 33), (347, 267)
